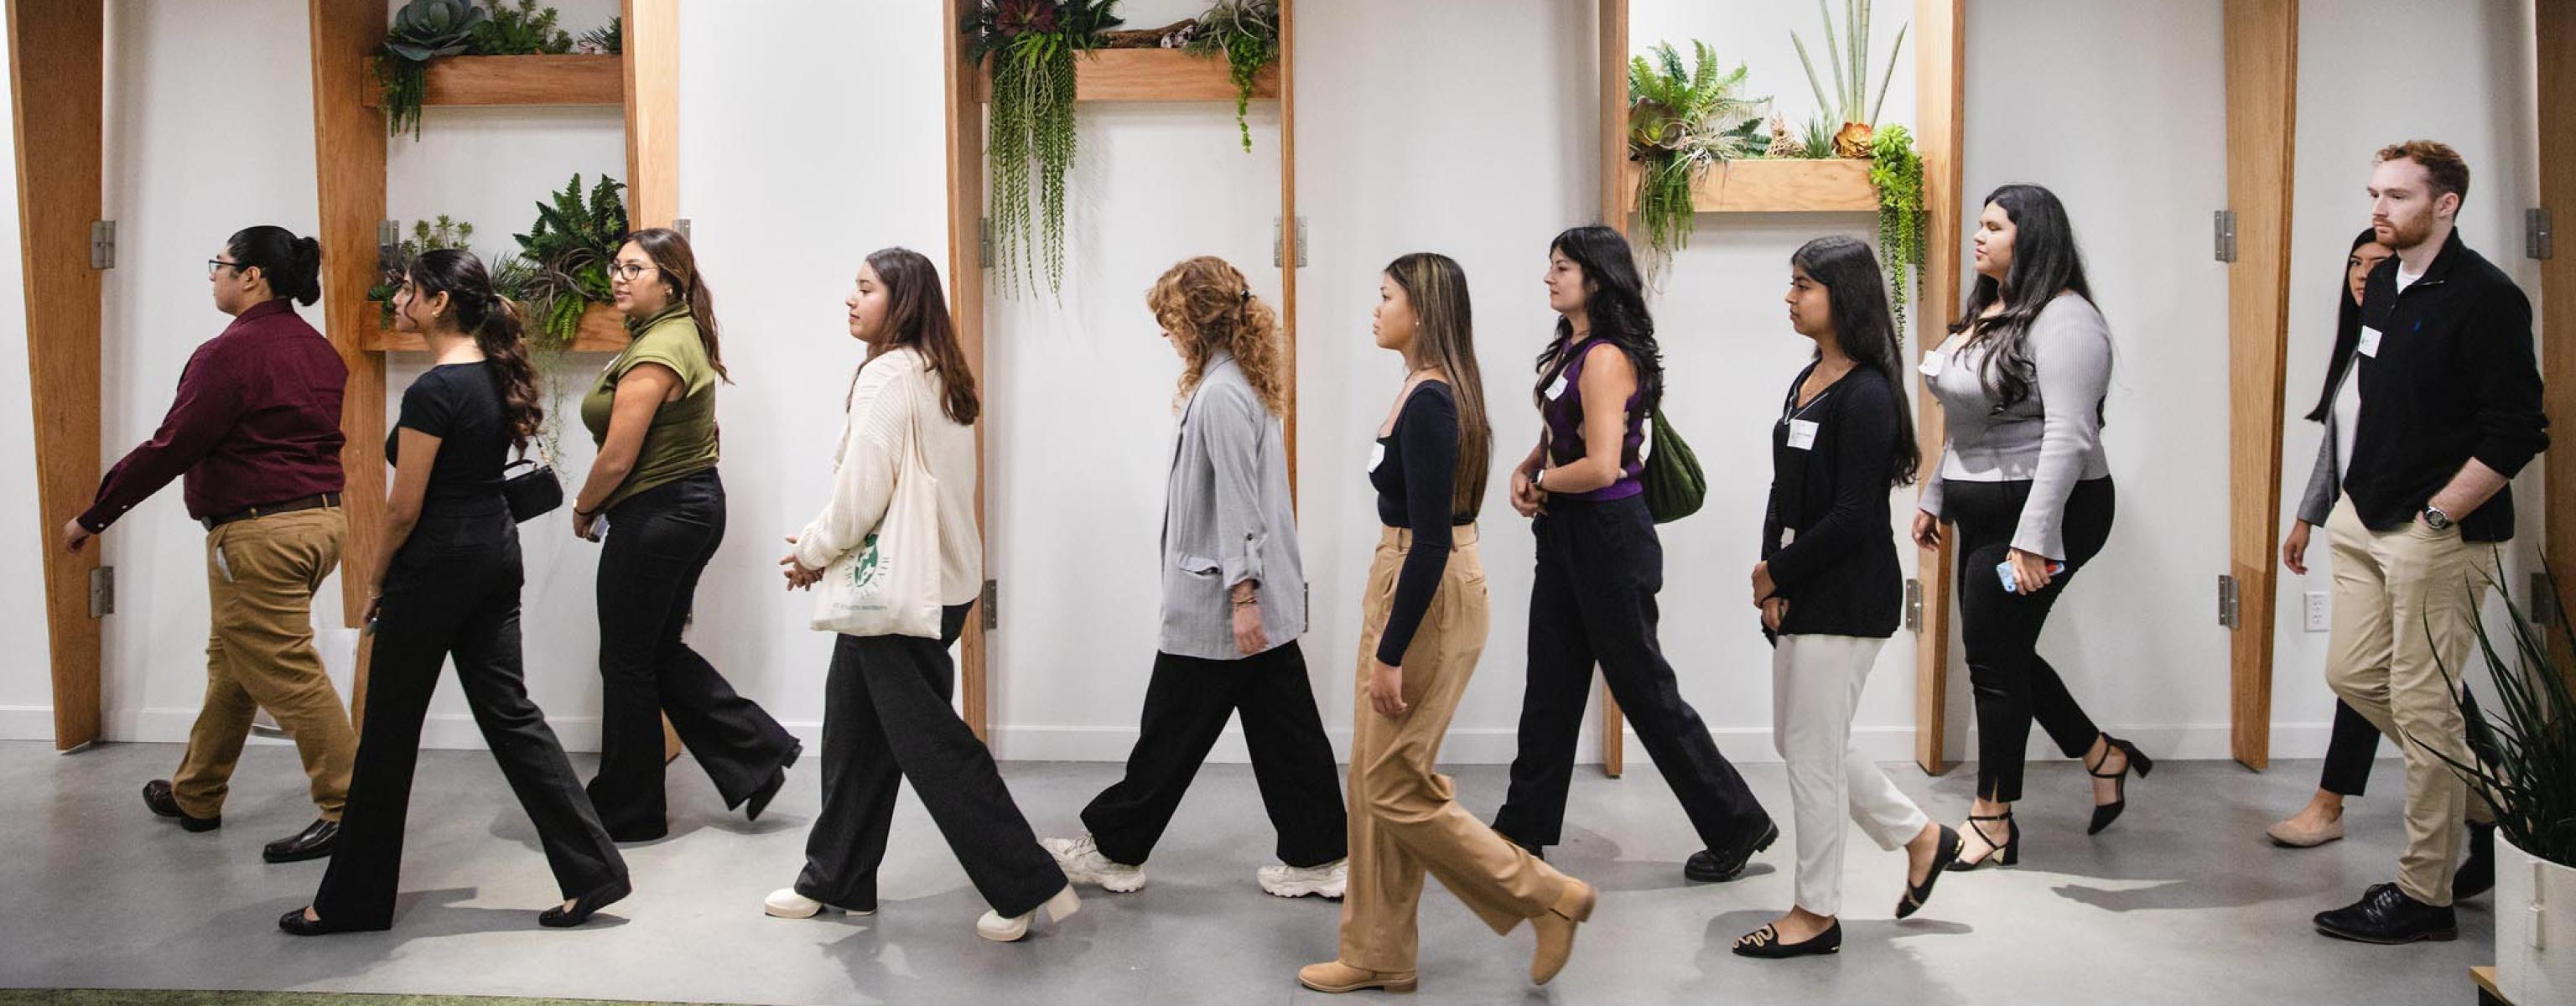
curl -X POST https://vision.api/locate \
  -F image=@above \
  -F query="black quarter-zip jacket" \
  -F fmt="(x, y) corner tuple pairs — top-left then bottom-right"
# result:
(2345, 229), (2548, 542)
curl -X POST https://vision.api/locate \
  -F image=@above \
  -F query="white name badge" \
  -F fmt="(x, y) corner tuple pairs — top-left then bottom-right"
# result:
(1786, 418), (1820, 450)
(1368, 442), (1385, 472)
(1779, 527), (1797, 547)
(2358, 326), (2384, 358)
(1546, 374), (1570, 400)
(1919, 350), (1945, 377)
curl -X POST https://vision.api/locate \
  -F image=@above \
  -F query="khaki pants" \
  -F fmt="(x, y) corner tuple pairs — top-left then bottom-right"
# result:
(1337, 525), (1572, 974)
(2322, 498), (2494, 906)
(171, 506), (356, 822)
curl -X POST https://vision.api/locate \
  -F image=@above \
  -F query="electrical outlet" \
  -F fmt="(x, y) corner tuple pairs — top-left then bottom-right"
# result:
(2303, 591), (2330, 633)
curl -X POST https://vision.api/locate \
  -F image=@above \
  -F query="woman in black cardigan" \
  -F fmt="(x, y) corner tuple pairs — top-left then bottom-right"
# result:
(1737, 236), (1961, 959)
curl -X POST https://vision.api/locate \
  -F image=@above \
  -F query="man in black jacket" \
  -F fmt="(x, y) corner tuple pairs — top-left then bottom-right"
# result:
(2314, 140), (2548, 945)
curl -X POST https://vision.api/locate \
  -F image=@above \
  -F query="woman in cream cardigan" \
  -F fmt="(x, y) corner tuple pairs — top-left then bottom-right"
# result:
(766, 247), (1076, 943)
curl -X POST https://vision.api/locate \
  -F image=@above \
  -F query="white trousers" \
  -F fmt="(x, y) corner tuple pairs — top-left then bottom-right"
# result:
(1772, 633), (1929, 917)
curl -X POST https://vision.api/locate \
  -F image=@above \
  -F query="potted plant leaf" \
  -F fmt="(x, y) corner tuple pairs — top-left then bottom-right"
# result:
(1791, 0), (1906, 158)
(368, 215), (477, 324)
(1182, 0), (1279, 153)
(2425, 573), (2576, 1004)
(510, 173), (630, 353)
(379, 0), (489, 138)
(471, 0), (575, 55)
(1626, 40), (1768, 282)
(964, 0), (1126, 298)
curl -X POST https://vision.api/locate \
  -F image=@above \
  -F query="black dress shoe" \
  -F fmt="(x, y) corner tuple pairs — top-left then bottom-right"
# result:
(2314, 883), (2458, 944)
(143, 780), (221, 832)
(263, 820), (340, 863)
(1685, 821), (1780, 883)
(538, 876), (632, 928)
(2454, 822), (2496, 899)
(1732, 920), (1841, 958)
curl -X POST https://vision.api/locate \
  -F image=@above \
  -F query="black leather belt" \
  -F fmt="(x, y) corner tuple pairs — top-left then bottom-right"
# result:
(203, 493), (341, 531)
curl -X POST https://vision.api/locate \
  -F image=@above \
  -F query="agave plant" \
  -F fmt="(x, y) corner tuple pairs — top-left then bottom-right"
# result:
(2421, 571), (2576, 869)
(379, 0), (489, 138)
(1628, 40), (1768, 281)
(1792, 0), (1908, 157)
(965, 0), (1125, 298)
(1182, 0), (1279, 153)
(512, 174), (630, 351)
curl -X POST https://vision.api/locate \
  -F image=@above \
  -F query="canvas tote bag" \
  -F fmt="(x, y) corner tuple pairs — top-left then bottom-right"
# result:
(812, 360), (944, 639)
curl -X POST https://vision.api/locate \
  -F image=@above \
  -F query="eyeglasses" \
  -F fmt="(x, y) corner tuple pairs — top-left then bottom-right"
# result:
(610, 263), (659, 282)
(206, 258), (247, 278)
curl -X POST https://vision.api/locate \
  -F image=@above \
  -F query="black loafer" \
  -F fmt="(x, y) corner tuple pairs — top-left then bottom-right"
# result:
(539, 876), (632, 928)
(1685, 821), (1779, 883)
(143, 780), (221, 832)
(1733, 920), (1841, 958)
(263, 820), (340, 863)
(2314, 883), (2459, 944)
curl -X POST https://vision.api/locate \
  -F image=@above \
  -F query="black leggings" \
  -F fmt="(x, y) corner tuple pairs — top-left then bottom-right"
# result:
(1945, 477), (2115, 802)
(2319, 699), (2380, 797)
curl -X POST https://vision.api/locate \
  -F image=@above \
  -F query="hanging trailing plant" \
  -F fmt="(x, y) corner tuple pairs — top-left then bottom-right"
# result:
(510, 174), (630, 353)
(1182, 0), (1279, 153)
(1792, 0), (1908, 158)
(1627, 40), (1768, 283)
(379, 0), (488, 139)
(966, 0), (1125, 298)
(1869, 123), (1925, 340)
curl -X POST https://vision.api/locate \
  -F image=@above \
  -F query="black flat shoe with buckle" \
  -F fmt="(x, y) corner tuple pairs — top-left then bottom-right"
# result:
(1733, 920), (1841, 958)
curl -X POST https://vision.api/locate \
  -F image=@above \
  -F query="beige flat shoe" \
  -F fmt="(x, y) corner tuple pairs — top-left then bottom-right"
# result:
(1297, 961), (1418, 994)
(2267, 816), (2345, 848)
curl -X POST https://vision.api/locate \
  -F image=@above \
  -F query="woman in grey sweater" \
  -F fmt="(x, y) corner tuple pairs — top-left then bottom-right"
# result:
(1911, 184), (2149, 870)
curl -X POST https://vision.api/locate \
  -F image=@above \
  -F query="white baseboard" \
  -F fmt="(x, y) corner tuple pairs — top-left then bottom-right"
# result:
(42, 708), (2397, 768)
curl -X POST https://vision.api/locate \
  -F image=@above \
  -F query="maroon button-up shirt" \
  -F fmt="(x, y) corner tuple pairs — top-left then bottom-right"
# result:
(79, 298), (348, 531)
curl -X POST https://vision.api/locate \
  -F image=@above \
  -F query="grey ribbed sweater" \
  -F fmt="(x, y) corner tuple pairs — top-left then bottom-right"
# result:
(1917, 293), (2115, 560)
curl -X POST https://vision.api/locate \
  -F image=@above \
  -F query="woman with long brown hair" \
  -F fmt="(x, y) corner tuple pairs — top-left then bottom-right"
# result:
(767, 247), (1076, 943)
(1044, 256), (1348, 900)
(574, 227), (801, 843)
(1301, 253), (1595, 994)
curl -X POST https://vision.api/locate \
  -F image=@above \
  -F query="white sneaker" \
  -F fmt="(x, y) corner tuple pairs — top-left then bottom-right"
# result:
(975, 884), (1081, 942)
(1041, 835), (1147, 893)
(1259, 858), (1349, 900)
(764, 887), (873, 919)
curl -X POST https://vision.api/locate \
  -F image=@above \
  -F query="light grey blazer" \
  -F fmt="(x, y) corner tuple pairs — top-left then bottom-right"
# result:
(2294, 355), (2355, 527)
(1160, 350), (1305, 660)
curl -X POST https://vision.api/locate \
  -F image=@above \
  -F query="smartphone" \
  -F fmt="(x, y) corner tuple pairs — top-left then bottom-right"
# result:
(584, 513), (610, 543)
(1997, 559), (2067, 594)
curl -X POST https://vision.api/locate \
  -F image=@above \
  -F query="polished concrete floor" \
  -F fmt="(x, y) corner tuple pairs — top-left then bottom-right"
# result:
(0, 741), (2491, 1005)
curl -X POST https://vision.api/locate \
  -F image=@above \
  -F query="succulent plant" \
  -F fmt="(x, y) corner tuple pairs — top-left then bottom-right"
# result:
(386, 0), (488, 63)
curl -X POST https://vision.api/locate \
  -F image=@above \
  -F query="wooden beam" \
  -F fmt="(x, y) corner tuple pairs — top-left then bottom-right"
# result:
(622, 0), (679, 230)
(362, 54), (622, 108)
(2540, 0), (2575, 677)
(308, 0), (389, 628)
(1592, 0), (1628, 779)
(2222, 0), (2297, 771)
(1912, 0), (1964, 775)
(1618, 158), (1881, 215)
(1280, 0), (1296, 496)
(974, 48), (1282, 104)
(364, 302), (631, 353)
(8, 0), (105, 750)
(944, 0), (992, 742)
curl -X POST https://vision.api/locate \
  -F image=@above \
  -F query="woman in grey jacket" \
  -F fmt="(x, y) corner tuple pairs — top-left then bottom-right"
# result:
(1043, 257), (1349, 899)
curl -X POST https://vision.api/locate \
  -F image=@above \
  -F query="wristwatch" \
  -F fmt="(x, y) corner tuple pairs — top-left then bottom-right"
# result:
(2420, 506), (2454, 531)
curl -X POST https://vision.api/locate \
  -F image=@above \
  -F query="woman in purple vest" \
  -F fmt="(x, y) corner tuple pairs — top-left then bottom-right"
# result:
(1491, 226), (1777, 881)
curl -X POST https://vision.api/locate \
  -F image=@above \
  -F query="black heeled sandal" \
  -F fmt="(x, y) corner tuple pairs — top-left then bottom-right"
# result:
(2085, 734), (2155, 836)
(1947, 812), (2017, 871)
(1897, 825), (1963, 918)
(539, 876), (632, 928)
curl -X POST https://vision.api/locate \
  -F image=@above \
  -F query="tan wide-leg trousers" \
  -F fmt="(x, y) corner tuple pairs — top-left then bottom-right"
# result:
(171, 506), (356, 821)
(1337, 525), (1573, 974)
(2322, 498), (2495, 907)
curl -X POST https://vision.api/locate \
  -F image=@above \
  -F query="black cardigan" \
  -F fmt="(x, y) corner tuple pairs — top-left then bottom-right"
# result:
(1760, 365), (1903, 639)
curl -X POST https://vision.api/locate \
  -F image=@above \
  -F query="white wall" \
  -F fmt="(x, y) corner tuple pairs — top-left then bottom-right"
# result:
(0, 13), (56, 738)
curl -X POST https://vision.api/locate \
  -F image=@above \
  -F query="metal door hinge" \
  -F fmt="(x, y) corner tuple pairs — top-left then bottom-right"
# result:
(2213, 210), (2237, 262)
(1274, 215), (1307, 268)
(88, 566), (114, 618)
(88, 220), (116, 269)
(2218, 573), (2241, 630)
(2529, 208), (2554, 260)
(674, 218), (692, 241)
(1303, 583), (1311, 635)
(377, 218), (401, 246)
(1903, 578), (1924, 632)
(978, 217), (993, 268)
(981, 578), (999, 631)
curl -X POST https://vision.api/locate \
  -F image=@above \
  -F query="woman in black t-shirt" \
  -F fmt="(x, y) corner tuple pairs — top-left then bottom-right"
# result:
(1735, 236), (1958, 960)
(283, 251), (628, 935)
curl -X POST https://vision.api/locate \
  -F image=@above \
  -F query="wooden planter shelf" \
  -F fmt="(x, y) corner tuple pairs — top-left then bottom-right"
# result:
(361, 301), (630, 353)
(974, 47), (1280, 103)
(362, 54), (623, 108)
(1622, 158), (1879, 215)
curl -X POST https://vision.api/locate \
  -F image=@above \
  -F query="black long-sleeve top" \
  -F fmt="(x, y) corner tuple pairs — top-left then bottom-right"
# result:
(1369, 381), (1472, 665)
(1760, 364), (1903, 639)
(2345, 230), (2549, 542)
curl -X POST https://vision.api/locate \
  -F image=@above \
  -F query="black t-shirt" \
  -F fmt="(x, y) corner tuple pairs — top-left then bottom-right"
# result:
(1368, 381), (1472, 666)
(388, 361), (510, 516)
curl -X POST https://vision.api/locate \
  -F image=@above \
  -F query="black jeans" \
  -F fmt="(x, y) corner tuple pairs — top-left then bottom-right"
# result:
(1080, 641), (1347, 868)
(313, 513), (626, 930)
(2320, 698), (2381, 797)
(588, 469), (799, 841)
(1946, 477), (2116, 802)
(1495, 495), (1773, 853)
(796, 604), (1067, 917)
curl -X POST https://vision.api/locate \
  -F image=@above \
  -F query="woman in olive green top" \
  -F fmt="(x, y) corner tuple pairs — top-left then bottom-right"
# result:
(572, 226), (800, 842)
